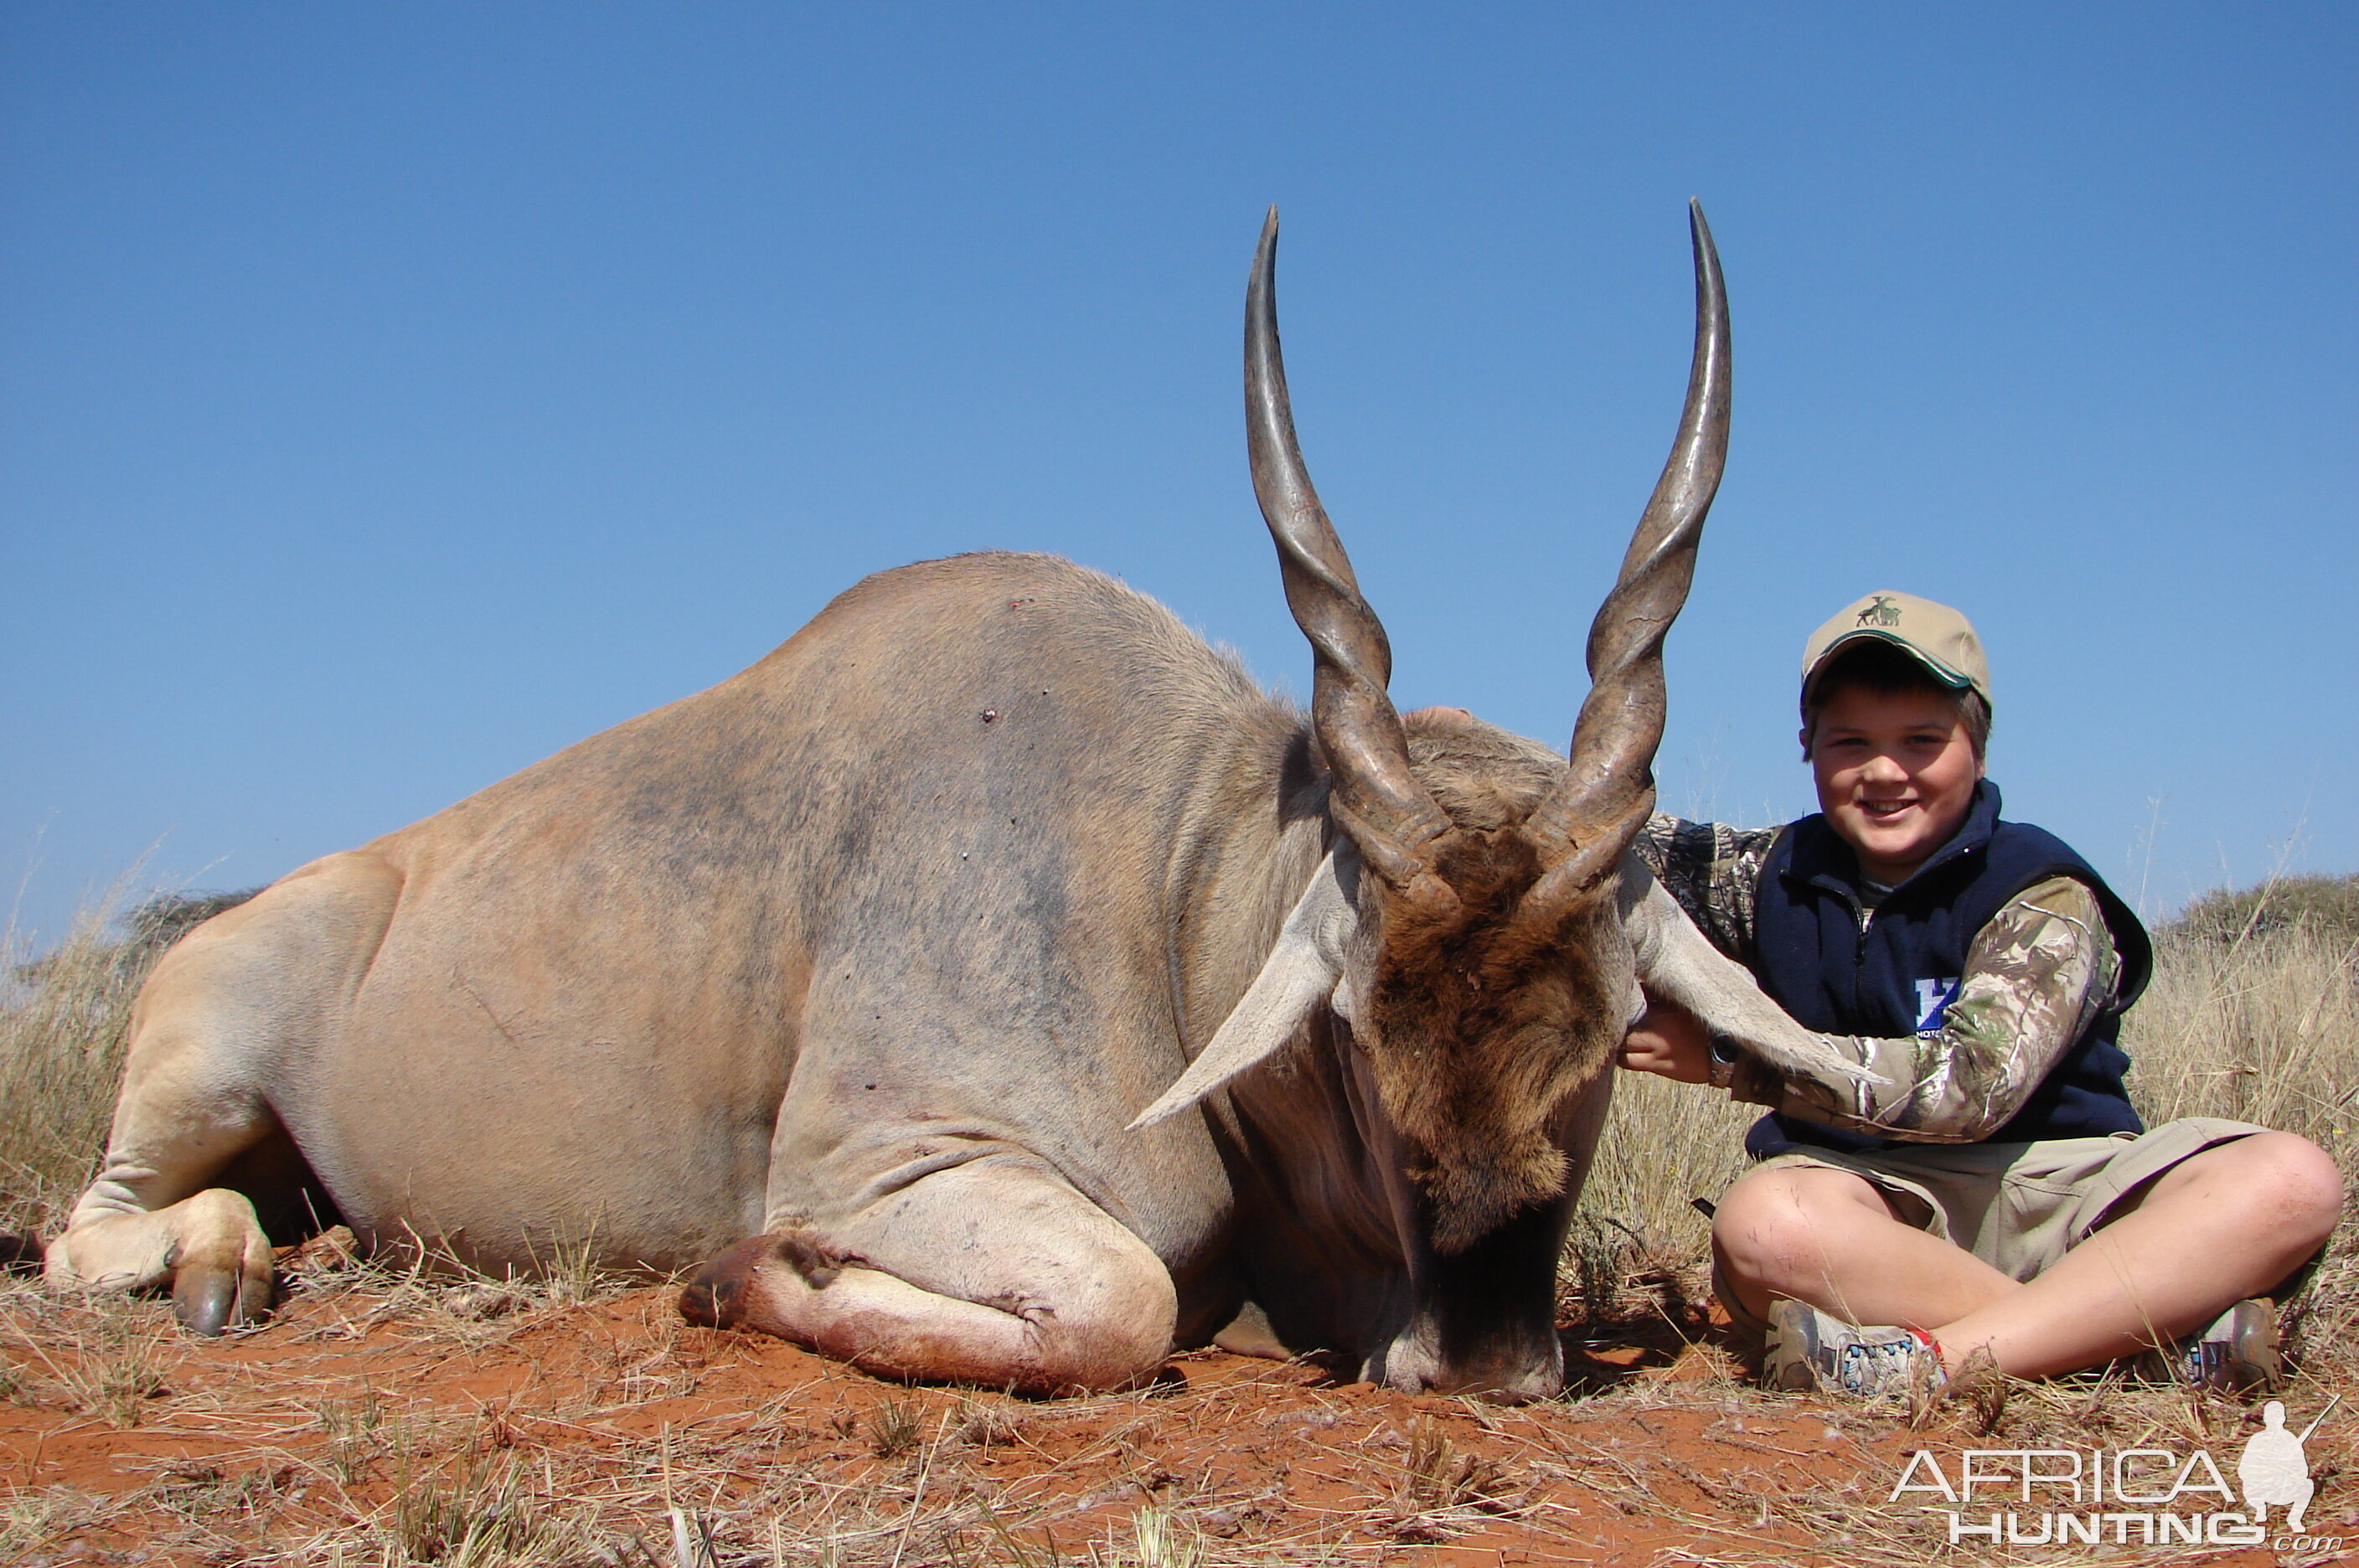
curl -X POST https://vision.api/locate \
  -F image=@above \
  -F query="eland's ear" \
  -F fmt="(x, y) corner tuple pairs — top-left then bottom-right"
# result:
(1618, 857), (1882, 1087)
(1128, 852), (1355, 1130)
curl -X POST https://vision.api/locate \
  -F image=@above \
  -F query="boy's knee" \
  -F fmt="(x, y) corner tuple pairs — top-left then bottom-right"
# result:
(2170, 1131), (2345, 1259)
(1711, 1168), (1880, 1291)
(2245, 1132), (2345, 1246)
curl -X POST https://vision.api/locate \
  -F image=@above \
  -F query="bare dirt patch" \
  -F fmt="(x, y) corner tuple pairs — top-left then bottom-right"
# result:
(5, 1240), (2346, 1566)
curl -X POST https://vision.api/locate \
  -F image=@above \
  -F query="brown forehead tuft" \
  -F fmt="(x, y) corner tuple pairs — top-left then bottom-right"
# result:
(1400, 714), (1566, 833)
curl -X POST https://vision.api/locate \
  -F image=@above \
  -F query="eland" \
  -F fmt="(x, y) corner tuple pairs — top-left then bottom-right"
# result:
(47, 204), (1862, 1399)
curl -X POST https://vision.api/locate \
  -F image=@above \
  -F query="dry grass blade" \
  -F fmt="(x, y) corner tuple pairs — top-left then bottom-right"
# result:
(0, 1341), (39, 1406)
(668, 1505), (720, 1568)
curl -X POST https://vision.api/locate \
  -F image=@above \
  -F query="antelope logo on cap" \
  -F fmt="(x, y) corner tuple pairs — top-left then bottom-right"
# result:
(1857, 594), (1903, 628)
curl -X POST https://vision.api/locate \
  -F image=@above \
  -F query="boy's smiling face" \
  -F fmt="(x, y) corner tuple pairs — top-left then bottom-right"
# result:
(1803, 683), (1984, 885)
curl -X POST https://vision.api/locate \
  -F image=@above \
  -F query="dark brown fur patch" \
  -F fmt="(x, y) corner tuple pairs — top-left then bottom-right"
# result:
(774, 1228), (843, 1288)
(1355, 714), (1625, 1254)
(678, 1238), (757, 1328)
(678, 1227), (843, 1328)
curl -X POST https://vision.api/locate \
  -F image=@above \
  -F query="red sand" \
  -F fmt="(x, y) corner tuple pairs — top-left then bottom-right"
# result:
(2, 1283), (2325, 1565)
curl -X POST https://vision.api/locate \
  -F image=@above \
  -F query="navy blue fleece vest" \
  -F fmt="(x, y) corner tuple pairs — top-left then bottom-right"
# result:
(1743, 781), (2153, 1158)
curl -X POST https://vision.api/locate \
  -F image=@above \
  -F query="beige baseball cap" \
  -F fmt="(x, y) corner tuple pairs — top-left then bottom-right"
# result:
(1801, 591), (1992, 711)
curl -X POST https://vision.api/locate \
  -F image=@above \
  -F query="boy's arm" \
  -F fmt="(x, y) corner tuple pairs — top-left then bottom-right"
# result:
(1727, 875), (2121, 1142)
(1631, 813), (1781, 963)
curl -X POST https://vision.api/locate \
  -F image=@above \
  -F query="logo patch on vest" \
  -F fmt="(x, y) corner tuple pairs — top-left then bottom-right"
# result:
(1913, 976), (1963, 1031)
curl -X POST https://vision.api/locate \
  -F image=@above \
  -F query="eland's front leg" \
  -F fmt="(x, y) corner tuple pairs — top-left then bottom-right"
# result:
(680, 1155), (1176, 1395)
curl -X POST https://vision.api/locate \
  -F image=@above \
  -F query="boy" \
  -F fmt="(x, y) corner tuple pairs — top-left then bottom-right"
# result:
(1620, 591), (2342, 1396)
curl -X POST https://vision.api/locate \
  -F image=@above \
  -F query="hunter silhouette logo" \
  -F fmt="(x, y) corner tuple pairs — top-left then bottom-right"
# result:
(1857, 594), (1903, 627)
(2240, 1397), (2331, 1533)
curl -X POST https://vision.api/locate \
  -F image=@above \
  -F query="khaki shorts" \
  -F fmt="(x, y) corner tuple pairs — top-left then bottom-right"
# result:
(1713, 1117), (2271, 1342)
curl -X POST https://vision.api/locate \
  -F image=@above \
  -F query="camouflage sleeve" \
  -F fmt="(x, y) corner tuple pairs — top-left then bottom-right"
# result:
(1630, 813), (1782, 964)
(1735, 876), (2122, 1142)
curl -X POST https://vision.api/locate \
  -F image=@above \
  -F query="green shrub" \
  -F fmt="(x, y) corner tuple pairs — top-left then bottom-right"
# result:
(2168, 871), (2359, 947)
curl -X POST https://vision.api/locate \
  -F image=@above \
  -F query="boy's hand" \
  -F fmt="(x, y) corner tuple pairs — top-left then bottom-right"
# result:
(1619, 994), (1712, 1084)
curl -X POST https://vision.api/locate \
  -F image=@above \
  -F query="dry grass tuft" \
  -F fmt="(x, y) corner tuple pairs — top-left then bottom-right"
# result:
(1108, 1502), (1205, 1568)
(1573, 1070), (1755, 1316)
(1396, 1414), (1511, 1520)
(0, 892), (157, 1239)
(865, 1393), (927, 1459)
(3, 1292), (178, 1427)
(387, 1447), (555, 1565)
(309, 1390), (390, 1484)
(2120, 906), (2359, 1381)
(953, 1395), (1024, 1449)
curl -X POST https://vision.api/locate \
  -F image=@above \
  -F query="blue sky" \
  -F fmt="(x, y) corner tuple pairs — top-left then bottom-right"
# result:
(3, 4), (2352, 944)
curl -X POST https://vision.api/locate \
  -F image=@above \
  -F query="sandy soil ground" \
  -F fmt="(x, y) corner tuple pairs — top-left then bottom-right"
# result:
(3, 1246), (2347, 1567)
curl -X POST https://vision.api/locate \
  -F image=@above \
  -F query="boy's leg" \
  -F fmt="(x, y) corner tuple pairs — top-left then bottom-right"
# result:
(1717, 1132), (2341, 1382)
(1926, 1131), (2340, 1379)
(1713, 1163), (2018, 1333)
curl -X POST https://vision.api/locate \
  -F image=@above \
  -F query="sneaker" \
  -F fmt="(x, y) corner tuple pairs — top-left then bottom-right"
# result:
(2142, 1298), (2280, 1393)
(1763, 1300), (1945, 1399)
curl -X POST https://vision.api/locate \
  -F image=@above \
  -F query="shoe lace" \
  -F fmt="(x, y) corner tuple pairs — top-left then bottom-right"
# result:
(2180, 1338), (2230, 1382)
(1832, 1334), (1925, 1395)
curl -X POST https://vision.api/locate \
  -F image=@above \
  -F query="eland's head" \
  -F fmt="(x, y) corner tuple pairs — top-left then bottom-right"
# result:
(1134, 203), (1729, 1395)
